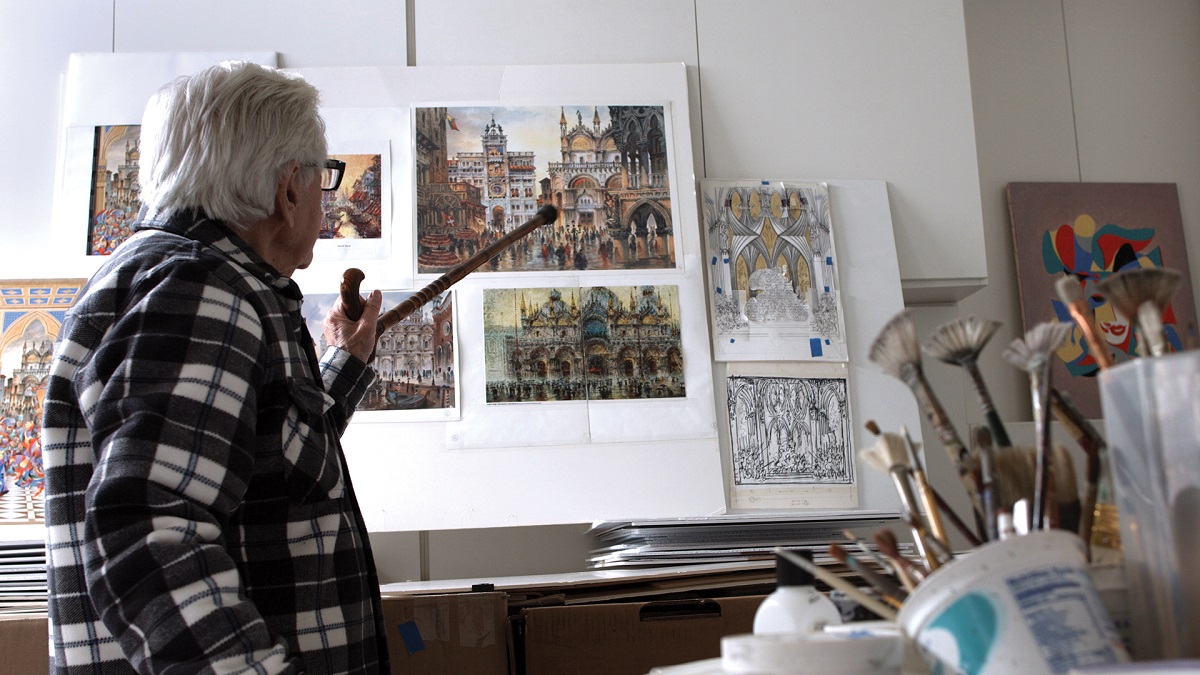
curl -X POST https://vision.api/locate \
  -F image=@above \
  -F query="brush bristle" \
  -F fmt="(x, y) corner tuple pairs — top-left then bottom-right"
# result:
(1002, 321), (1073, 372)
(1096, 267), (1183, 320)
(869, 310), (921, 379)
(1055, 275), (1085, 305)
(985, 444), (1078, 511)
(859, 433), (908, 473)
(922, 316), (1001, 364)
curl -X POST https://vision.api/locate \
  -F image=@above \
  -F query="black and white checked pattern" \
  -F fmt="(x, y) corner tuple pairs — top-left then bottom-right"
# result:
(42, 211), (388, 674)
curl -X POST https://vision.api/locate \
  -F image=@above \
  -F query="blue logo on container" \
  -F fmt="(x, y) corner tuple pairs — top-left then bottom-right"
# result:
(922, 592), (998, 675)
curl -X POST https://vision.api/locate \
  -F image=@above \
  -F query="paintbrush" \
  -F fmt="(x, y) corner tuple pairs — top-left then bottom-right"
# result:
(1049, 387), (1104, 548)
(1096, 267), (1182, 357)
(773, 547), (898, 621)
(923, 316), (1013, 448)
(828, 543), (906, 608)
(859, 429), (951, 570)
(899, 425), (950, 547)
(865, 420), (949, 548)
(872, 528), (927, 587)
(1055, 275), (1115, 370)
(972, 426), (1000, 542)
(841, 529), (910, 592)
(869, 310), (983, 535)
(1002, 321), (1073, 530)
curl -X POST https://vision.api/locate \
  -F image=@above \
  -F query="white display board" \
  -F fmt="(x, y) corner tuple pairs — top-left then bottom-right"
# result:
(291, 63), (727, 531)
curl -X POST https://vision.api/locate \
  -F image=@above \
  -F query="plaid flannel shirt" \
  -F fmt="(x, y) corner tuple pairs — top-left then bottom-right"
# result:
(43, 210), (389, 674)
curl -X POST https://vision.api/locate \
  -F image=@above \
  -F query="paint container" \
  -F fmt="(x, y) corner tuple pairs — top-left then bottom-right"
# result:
(897, 530), (1128, 674)
(721, 626), (904, 675)
(1099, 351), (1200, 660)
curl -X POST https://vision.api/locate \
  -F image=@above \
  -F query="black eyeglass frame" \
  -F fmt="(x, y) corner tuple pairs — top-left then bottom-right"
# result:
(320, 158), (347, 192)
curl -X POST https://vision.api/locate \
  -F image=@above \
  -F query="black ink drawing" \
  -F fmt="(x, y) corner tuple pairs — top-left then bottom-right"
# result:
(727, 375), (853, 486)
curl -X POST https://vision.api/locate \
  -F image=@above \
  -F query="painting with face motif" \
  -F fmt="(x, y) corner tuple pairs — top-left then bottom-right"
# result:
(1007, 182), (1198, 418)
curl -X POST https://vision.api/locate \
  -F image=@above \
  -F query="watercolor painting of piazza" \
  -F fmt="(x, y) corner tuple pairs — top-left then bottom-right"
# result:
(483, 285), (685, 403)
(414, 105), (675, 274)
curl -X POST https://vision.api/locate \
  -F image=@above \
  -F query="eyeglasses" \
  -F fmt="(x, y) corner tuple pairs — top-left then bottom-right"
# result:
(319, 158), (346, 191)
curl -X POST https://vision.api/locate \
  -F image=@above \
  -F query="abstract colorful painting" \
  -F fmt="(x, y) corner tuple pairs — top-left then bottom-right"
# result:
(321, 153), (383, 240)
(0, 279), (87, 524)
(701, 180), (847, 362)
(483, 285), (685, 402)
(414, 105), (676, 274)
(303, 290), (458, 417)
(1008, 182), (1198, 418)
(87, 125), (141, 256)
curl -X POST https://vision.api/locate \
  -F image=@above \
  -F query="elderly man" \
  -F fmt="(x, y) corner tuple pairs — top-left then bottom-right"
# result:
(43, 62), (388, 673)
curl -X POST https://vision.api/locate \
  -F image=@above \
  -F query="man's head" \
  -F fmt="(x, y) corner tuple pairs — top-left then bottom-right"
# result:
(138, 61), (327, 231)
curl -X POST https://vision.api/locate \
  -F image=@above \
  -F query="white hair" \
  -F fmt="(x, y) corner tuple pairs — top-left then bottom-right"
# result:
(138, 61), (327, 230)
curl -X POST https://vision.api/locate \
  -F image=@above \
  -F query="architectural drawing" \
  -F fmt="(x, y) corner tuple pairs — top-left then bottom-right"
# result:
(415, 105), (676, 273)
(702, 180), (848, 361)
(483, 285), (685, 402)
(321, 153), (383, 240)
(88, 125), (141, 256)
(726, 375), (853, 487)
(0, 279), (87, 525)
(304, 290), (457, 415)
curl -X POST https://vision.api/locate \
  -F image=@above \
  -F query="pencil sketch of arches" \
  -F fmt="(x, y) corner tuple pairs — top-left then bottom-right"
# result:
(727, 375), (853, 486)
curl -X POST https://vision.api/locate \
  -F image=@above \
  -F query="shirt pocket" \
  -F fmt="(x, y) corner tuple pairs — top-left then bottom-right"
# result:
(282, 378), (345, 502)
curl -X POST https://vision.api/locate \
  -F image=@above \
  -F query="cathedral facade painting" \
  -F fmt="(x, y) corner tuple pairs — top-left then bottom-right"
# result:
(0, 279), (87, 524)
(87, 125), (141, 256)
(483, 285), (685, 402)
(415, 105), (675, 274)
(702, 180), (848, 362)
(726, 375), (853, 487)
(304, 290), (457, 414)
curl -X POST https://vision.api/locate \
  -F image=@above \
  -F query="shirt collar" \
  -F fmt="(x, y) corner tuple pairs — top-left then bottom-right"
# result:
(135, 208), (302, 300)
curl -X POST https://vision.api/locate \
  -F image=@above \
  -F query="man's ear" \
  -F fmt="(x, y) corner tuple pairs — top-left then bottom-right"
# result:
(274, 161), (301, 227)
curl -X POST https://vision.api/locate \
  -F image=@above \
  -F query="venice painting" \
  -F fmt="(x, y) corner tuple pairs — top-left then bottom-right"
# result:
(483, 285), (685, 403)
(414, 105), (676, 274)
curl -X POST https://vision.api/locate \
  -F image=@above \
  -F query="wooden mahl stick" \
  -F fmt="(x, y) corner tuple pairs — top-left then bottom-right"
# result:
(340, 204), (559, 336)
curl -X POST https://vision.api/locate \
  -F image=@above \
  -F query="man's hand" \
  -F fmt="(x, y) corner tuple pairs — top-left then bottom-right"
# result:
(324, 288), (382, 363)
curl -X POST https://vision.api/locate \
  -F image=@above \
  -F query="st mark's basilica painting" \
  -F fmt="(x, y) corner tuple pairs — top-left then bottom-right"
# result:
(483, 285), (685, 403)
(414, 105), (676, 274)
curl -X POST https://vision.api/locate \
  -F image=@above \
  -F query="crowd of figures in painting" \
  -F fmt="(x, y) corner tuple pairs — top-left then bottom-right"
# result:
(726, 376), (853, 486)
(415, 105), (675, 274)
(703, 183), (843, 350)
(483, 285), (684, 403)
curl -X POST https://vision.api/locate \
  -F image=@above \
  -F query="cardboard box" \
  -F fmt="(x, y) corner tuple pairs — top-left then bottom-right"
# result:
(0, 595), (506, 675)
(0, 614), (49, 673)
(512, 595), (764, 675)
(381, 591), (509, 675)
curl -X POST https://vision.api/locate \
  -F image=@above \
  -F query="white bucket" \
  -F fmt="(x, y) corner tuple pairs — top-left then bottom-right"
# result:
(897, 530), (1129, 674)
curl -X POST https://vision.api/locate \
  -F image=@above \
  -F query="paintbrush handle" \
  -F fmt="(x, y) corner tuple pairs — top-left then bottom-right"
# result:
(775, 548), (898, 621)
(831, 546), (907, 606)
(913, 377), (985, 539)
(965, 364), (1013, 448)
(1065, 301), (1115, 370)
(912, 469), (950, 549)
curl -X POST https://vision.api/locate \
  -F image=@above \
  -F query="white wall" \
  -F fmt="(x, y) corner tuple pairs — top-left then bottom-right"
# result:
(2, 0), (1197, 582)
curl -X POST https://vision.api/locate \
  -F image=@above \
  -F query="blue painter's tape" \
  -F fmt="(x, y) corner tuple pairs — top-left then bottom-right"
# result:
(825, 339), (831, 345)
(398, 621), (425, 655)
(730, 338), (736, 344)
(723, 257), (729, 264)
(824, 286), (830, 293)
(826, 256), (833, 265)
(810, 338), (823, 357)
(711, 256), (717, 265)
(761, 180), (770, 185)
(716, 287), (723, 295)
